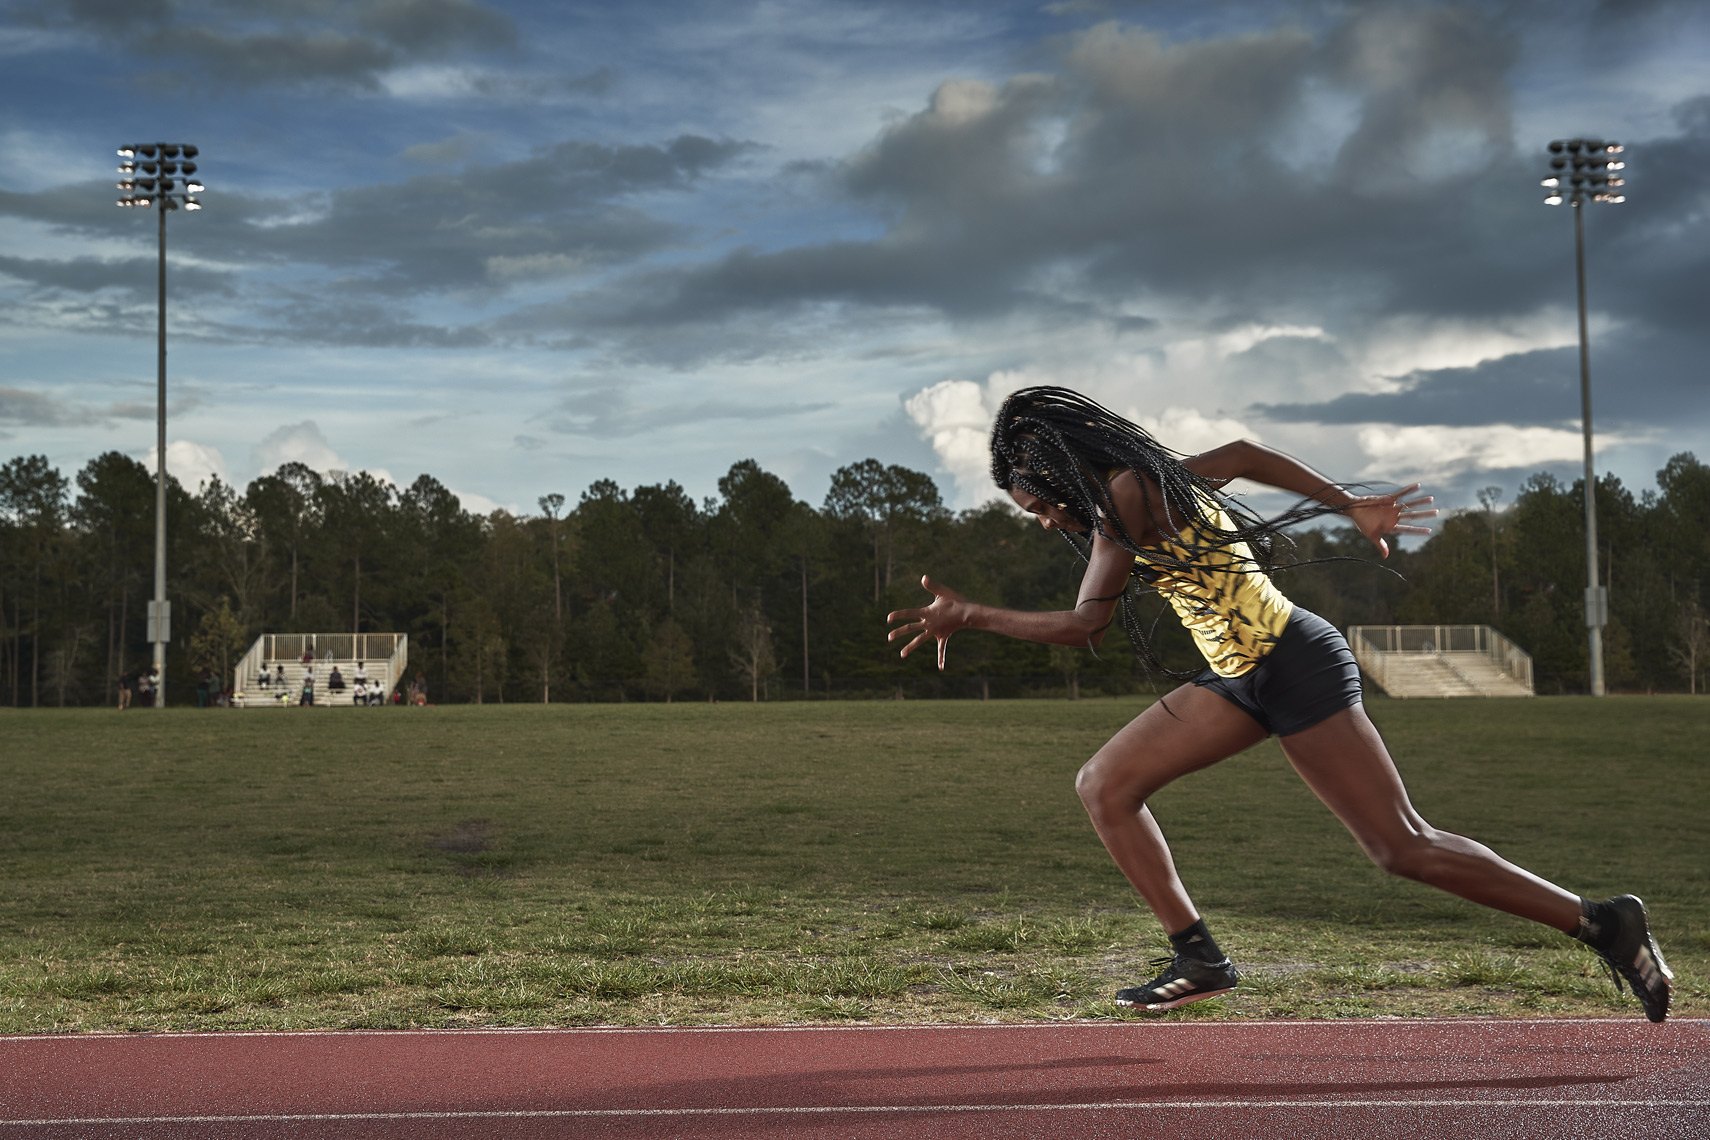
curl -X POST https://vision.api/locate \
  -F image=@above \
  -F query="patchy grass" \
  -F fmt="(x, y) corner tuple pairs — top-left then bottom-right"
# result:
(0, 697), (1704, 1030)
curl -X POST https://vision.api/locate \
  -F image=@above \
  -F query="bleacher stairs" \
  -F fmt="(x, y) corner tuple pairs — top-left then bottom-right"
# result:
(1348, 625), (1534, 699)
(231, 633), (409, 709)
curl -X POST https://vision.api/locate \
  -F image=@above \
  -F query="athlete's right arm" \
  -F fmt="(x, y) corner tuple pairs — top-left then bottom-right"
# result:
(885, 535), (1133, 670)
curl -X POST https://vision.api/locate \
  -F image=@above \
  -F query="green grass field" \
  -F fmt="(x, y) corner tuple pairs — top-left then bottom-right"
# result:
(2, 697), (1704, 1032)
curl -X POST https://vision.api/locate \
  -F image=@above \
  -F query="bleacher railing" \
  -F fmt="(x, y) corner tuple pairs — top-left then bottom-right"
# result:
(1347, 624), (1533, 693)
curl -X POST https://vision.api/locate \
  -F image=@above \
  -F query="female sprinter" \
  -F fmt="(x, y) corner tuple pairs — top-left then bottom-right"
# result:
(885, 386), (1671, 1022)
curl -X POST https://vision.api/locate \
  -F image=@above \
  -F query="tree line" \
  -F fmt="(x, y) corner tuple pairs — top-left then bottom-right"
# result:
(2, 448), (1706, 707)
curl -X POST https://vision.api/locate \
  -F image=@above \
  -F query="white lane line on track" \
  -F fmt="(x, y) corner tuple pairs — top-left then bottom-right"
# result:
(3, 1017), (1699, 1042)
(6, 1100), (1710, 1126)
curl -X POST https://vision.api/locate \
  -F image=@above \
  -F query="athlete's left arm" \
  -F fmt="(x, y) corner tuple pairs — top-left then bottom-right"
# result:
(1182, 439), (1437, 558)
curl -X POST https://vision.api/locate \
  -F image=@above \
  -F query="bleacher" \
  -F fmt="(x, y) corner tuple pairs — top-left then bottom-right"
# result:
(231, 633), (409, 708)
(1348, 625), (1534, 699)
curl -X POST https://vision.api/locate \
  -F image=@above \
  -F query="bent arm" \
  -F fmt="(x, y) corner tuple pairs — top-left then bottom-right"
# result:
(1183, 439), (1357, 508)
(973, 531), (1133, 648)
(1183, 439), (1436, 558)
(886, 533), (1134, 668)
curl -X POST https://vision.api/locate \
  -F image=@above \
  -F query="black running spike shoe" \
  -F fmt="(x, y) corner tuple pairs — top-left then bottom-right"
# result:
(1114, 955), (1240, 1011)
(1592, 895), (1673, 1023)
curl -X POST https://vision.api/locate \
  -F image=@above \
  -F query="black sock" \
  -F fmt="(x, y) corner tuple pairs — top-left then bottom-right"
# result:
(1170, 918), (1225, 964)
(1570, 897), (1613, 948)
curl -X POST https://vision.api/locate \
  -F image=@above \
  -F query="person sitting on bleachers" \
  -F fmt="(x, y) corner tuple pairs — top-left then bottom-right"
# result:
(352, 678), (367, 706)
(258, 663), (273, 690)
(328, 666), (346, 694)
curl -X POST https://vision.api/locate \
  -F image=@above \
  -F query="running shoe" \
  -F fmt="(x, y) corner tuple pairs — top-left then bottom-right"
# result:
(1115, 955), (1239, 1011)
(1592, 894), (1672, 1023)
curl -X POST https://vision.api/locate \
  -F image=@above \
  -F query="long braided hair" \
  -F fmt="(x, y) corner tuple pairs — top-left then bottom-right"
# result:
(988, 385), (1346, 673)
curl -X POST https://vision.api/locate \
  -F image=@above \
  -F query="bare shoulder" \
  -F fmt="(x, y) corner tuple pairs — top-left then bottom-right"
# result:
(1102, 468), (1170, 546)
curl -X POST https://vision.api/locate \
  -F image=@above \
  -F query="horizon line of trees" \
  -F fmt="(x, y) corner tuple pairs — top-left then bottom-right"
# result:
(2, 448), (1707, 708)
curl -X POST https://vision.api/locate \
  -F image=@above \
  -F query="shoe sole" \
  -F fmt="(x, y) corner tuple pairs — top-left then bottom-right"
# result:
(1114, 985), (1237, 1012)
(1614, 895), (1668, 1018)
(1609, 895), (1673, 1023)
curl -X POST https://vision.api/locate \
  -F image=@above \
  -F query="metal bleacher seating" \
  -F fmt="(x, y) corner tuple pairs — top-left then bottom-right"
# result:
(231, 633), (409, 708)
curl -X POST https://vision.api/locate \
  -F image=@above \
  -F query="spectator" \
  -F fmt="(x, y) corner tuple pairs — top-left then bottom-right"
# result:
(195, 668), (212, 708)
(354, 661), (367, 687)
(137, 668), (154, 708)
(352, 678), (367, 706)
(410, 672), (428, 706)
(258, 663), (273, 691)
(328, 666), (346, 693)
(301, 647), (314, 667)
(299, 665), (316, 707)
(117, 672), (132, 711)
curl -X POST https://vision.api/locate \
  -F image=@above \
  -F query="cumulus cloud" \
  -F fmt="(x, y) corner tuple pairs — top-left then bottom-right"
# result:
(450, 487), (508, 515)
(255, 421), (345, 474)
(904, 379), (995, 502)
(906, 372), (1262, 507)
(1355, 424), (1593, 483)
(144, 439), (229, 492)
(251, 421), (395, 486)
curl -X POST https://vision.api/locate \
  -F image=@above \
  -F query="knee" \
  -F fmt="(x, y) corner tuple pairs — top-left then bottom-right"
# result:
(1075, 757), (1146, 822)
(1366, 828), (1445, 883)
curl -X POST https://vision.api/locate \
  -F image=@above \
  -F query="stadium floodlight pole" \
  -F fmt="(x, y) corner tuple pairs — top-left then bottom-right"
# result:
(117, 143), (204, 709)
(1542, 138), (1624, 697)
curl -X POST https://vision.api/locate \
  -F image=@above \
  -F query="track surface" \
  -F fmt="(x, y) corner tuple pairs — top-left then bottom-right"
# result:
(4, 1020), (1706, 1139)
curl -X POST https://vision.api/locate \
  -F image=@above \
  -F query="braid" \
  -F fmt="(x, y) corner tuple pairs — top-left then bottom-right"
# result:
(989, 385), (1350, 674)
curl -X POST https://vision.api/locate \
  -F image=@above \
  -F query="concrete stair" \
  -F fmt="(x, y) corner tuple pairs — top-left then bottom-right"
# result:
(1367, 651), (1533, 699)
(235, 660), (396, 708)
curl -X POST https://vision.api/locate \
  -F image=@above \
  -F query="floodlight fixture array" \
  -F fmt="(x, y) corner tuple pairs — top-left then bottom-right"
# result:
(117, 142), (204, 210)
(1542, 138), (1626, 206)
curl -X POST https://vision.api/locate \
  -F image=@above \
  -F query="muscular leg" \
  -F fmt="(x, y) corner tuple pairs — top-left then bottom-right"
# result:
(1077, 684), (1269, 935)
(1279, 704), (1583, 932)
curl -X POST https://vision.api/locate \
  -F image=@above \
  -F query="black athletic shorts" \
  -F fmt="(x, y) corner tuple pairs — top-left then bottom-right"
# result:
(1191, 607), (1362, 736)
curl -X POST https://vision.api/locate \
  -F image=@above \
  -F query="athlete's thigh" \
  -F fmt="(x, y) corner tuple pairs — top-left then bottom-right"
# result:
(1276, 704), (1427, 844)
(1082, 682), (1270, 799)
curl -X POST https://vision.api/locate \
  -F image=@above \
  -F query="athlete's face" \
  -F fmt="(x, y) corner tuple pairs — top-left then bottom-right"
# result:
(1008, 486), (1088, 533)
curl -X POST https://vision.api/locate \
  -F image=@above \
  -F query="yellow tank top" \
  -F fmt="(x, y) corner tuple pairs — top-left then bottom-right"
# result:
(1133, 493), (1293, 678)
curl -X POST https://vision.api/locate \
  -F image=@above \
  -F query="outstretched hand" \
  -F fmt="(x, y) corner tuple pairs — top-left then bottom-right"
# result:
(885, 575), (968, 671)
(1344, 483), (1437, 559)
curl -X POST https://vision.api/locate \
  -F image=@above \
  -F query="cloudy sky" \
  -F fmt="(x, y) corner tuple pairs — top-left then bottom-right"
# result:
(3, 0), (1706, 524)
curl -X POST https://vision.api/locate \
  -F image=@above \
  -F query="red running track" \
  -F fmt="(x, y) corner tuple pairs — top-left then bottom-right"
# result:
(3, 1019), (1706, 1139)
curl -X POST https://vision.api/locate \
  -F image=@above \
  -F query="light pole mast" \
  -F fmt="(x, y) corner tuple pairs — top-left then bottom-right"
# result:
(1542, 137), (1624, 697)
(117, 143), (204, 708)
